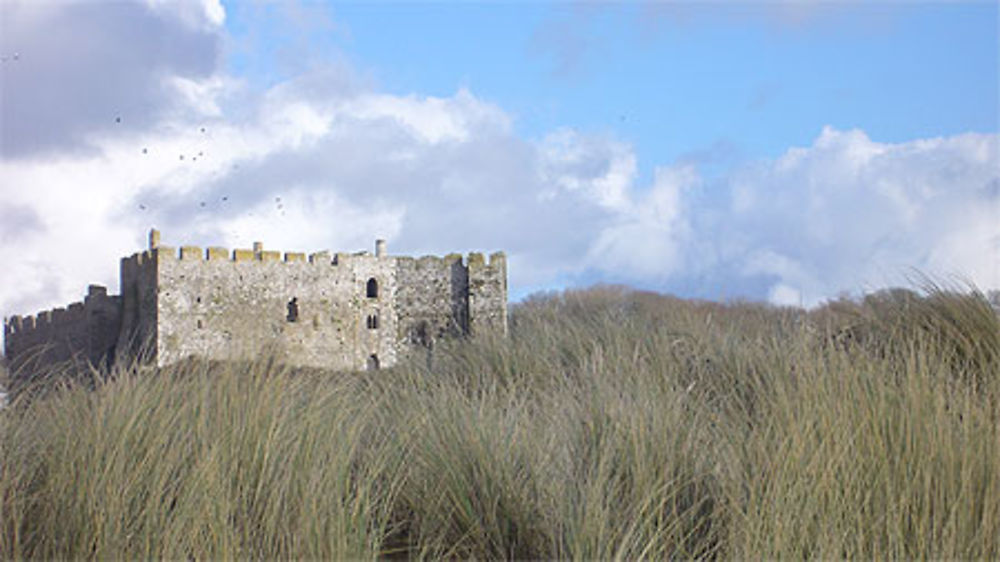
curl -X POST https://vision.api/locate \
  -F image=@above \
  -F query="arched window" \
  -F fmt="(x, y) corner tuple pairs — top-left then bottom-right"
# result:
(286, 297), (299, 322)
(367, 354), (380, 370)
(366, 313), (379, 330)
(366, 278), (378, 298)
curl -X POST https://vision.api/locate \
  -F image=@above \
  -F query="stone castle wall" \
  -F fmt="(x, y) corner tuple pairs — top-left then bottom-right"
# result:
(4, 231), (508, 373)
(137, 244), (401, 370)
(3, 285), (121, 370)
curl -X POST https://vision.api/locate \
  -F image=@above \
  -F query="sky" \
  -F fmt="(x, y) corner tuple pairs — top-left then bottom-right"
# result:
(0, 0), (997, 324)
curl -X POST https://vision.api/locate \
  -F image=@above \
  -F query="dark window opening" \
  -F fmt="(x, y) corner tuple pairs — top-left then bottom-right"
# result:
(366, 314), (379, 330)
(366, 278), (378, 298)
(196, 296), (202, 304)
(367, 354), (380, 370)
(197, 319), (203, 329)
(287, 297), (299, 322)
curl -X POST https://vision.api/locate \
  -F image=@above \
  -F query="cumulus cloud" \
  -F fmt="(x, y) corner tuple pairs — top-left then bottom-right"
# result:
(1, 0), (997, 325)
(725, 127), (999, 304)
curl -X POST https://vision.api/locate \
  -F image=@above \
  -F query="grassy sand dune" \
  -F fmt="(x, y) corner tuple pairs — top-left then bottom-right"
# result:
(1, 286), (997, 558)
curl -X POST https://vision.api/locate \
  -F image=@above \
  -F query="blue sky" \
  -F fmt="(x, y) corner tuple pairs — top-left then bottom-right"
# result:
(226, 2), (997, 174)
(0, 0), (997, 316)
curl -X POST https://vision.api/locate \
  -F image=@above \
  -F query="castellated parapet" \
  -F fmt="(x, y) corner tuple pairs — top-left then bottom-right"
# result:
(4, 230), (508, 372)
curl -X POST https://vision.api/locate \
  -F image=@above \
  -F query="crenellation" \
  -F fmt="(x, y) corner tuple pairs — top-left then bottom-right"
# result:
(6, 281), (125, 370)
(207, 247), (228, 260)
(154, 247), (176, 262)
(234, 249), (255, 262)
(125, 252), (144, 267)
(488, 251), (506, 267)
(181, 246), (202, 261)
(5, 229), (507, 373)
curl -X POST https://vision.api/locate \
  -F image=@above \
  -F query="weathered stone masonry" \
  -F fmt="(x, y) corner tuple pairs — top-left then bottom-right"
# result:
(4, 230), (507, 372)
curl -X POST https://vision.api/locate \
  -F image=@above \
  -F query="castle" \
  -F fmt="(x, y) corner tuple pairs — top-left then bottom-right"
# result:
(3, 230), (508, 373)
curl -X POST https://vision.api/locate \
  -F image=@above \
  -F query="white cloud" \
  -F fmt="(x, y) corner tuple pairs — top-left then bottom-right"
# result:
(583, 164), (697, 280)
(144, 0), (225, 31)
(713, 127), (999, 305)
(345, 89), (511, 145)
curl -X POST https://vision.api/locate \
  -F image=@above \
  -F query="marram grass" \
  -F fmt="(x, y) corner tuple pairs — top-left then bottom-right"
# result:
(1, 285), (997, 559)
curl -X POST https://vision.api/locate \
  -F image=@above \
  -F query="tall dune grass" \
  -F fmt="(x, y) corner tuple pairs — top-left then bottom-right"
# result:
(1, 285), (997, 558)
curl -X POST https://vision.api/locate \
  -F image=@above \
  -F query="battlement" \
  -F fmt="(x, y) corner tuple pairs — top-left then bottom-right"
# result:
(4, 284), (122, 370)
(5, 285), (119, 337)
(138, 230), (502, 270)
(397, 251), (506, 270)
(127, 245), (334, 265)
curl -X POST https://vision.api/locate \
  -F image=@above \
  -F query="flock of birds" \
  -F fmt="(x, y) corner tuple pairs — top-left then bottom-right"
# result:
(4, 48), (289, 250)
(116, 115), (288, 219)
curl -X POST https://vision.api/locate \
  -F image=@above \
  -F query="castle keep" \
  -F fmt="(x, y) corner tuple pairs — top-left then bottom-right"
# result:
(3, 230), (507, 372)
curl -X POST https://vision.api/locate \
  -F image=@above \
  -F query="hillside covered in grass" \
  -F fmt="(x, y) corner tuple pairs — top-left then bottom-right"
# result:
(1, 286), (998, 559)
